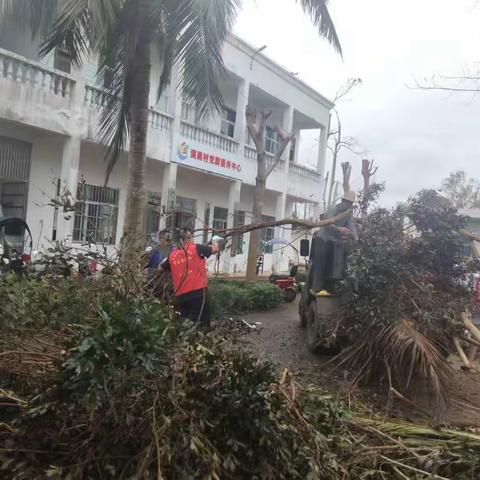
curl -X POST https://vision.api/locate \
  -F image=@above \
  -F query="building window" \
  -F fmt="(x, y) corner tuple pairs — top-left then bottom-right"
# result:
(265, 126), (280, 155)
(54, 43), (72, 74)
(156, 92), (169, 114)
(460, 243), (472, 258)
(181, 101), (196, 123)
(145, 192), (162, 235)
(166, 196), (196, 231)
(73, 183), (119, 245)
(202, 203), (211, 244)
(289, 137), (296, 162)
(261, 215), (275, 254)
(220, 108), (236, 138)
(232, 210), (245, 256)
(0, 182), (28, 219)
(212, 206), (228, 234)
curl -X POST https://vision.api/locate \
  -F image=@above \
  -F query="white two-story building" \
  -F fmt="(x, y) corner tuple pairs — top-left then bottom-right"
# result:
(0, 22), (332, 274)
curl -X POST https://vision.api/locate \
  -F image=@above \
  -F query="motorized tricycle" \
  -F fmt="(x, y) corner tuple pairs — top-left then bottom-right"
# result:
(297, 235), (353, 354)
(269, 265), (299, 303)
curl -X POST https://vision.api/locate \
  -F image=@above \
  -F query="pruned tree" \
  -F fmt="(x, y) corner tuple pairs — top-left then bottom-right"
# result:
(341, 161), (352, 194)
(359, 158), (378, 217)
(440, 170), (480, 210)
(244, 107), (293, 280)
(326, 78), (364, 208)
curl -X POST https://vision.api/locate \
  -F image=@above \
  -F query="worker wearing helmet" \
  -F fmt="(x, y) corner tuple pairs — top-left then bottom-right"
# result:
(161, 228), (223, 327)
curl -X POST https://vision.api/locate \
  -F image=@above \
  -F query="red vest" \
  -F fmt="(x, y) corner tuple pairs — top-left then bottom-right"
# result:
(169, 242), (208, 297)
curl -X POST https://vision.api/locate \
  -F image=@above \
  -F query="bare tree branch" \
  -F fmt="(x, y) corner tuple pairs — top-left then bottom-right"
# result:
(222, 209), (352, 239)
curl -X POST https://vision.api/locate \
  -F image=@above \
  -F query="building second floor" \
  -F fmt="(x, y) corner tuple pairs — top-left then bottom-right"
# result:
(0, 22), (333, 204)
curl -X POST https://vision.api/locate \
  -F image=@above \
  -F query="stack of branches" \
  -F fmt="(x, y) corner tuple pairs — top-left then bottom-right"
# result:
(335, 190), (477, 421)
(1, 272), (480, 478)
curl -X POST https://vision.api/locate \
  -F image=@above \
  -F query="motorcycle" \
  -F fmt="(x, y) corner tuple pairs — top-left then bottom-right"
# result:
(0, 217), (33, 275)
(269, 265), (298, 303)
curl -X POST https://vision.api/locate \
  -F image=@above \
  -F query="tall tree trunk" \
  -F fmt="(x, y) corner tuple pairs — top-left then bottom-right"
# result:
(121, 9), (151, 265)
(246, 153), (267, 280)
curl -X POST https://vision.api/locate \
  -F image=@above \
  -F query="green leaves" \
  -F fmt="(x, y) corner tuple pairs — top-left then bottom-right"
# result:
(208, 278), (284, 319)
(296, 0), (342, 55)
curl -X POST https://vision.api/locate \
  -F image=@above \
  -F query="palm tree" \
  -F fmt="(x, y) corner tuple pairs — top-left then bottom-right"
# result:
(0, 0), (341, 263)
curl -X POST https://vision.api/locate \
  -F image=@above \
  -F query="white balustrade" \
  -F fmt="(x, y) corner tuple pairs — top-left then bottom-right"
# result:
(288, 162), (322, 182)
(180, 121), (238, 153)
(149, 108), (173, 132)
(244, 146), (284, 171)
(244, 145), (257, 161)
(0, 47), (75, 98)
(84, 85), (111, 108)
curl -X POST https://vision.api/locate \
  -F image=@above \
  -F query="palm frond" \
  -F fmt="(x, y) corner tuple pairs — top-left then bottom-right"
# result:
(296, 0), (342, 55)
(172, 0), (240, 118)
(0, 0), (57, 39)
(155, 29), (177, 103)
(335, 319), (452, 421)
(40, 0), (120, 67)
(96, 0), (142, 183)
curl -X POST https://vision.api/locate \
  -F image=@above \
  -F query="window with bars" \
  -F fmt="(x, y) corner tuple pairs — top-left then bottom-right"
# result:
(145, 192), (162, 235)
(212, 207), (228, 234)
(231, 210), (245, 256)
(73, 183), (119, 244)
(261, 215), (275, 254)
(220, 108), (236, 138)
(166, 196), (196, 231)
(0, 182), (28, 219)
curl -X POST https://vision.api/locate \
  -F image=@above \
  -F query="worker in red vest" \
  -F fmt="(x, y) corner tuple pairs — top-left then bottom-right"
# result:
(161, 228), (222, 327)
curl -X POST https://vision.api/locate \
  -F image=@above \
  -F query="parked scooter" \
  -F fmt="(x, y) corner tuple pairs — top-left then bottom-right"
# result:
(269, 265), (299, 303)
(0, 217), (32, 275)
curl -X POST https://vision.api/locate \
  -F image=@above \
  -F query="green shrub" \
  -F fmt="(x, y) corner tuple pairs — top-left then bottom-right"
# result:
(1, 306), (344, 479)
(0, 274), (119, 329)
(208, 279), (283, 319)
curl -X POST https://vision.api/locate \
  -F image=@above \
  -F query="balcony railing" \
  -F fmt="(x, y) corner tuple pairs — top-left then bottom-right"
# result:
(85, 85), (172, 133)
(180, 121), (238, 153)
(0, 47), (75, 98)
(149, 108), (173, 132)
(244, 145), (284, 172)
(289, 162), (322, 182)
(84, 84), (110, 107)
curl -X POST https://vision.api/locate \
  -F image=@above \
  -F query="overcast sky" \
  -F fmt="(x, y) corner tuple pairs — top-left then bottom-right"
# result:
(234, 0), (480, 206)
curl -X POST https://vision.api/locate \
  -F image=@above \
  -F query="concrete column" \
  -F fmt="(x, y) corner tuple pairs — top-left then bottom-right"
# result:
(160, 162), (178, 229)
(282, 105), (294, 164)
(222, 179), (241, 273)
(234, 80), (250, 157)
(55, 136), (81, 242)
(317, 123), (329, 178)
(292, 128), (301, 164)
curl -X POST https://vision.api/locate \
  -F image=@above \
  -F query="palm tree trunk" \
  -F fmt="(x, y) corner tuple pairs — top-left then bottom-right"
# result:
(121, 8), (151, 265)
(246, 153), (267, 280)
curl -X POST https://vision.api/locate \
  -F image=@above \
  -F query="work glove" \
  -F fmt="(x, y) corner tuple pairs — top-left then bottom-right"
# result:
(211, 235), (224, 245)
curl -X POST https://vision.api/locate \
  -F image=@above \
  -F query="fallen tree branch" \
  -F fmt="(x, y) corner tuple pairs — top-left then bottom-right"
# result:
(454, 336), (472, 370)
(463, 313), (480, 344)
(222, 210), (352, 239)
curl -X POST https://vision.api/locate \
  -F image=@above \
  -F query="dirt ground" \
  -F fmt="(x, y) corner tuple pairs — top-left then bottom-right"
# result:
(237, 300), (480, 427)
